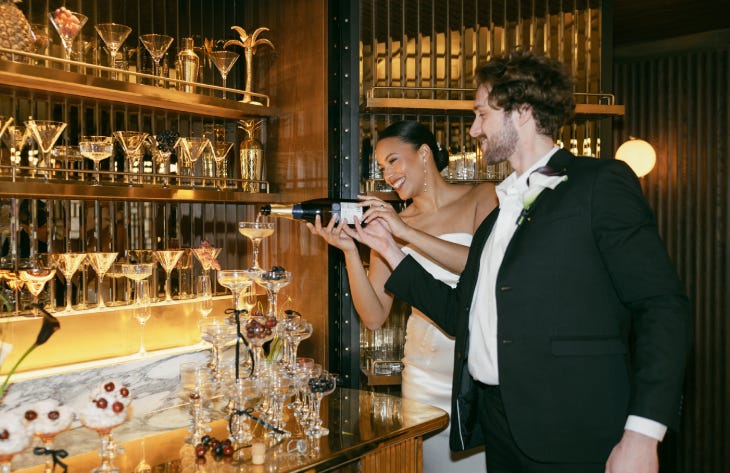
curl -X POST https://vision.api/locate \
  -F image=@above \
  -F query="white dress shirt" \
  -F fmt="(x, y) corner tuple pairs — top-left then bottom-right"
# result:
(466, 148), (666, 441)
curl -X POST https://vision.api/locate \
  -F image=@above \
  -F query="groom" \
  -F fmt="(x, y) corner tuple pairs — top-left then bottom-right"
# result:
(356, 50), (691, 473)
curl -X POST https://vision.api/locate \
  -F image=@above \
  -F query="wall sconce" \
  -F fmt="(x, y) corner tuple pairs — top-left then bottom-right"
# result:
(615, 137), (656, 178)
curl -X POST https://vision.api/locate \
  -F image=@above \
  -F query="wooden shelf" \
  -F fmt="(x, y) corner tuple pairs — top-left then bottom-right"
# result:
(0, 60), (274, 120)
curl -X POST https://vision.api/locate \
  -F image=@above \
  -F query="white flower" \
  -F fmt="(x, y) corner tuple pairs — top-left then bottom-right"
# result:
(516, 167), (568, 225)
(0, 342), (11, 368)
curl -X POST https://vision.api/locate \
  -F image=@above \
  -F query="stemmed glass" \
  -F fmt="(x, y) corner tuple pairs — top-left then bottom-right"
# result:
(56, 252), (87, 313)
(217, 270), (256, 313)
(304, 371), (337, 439)
(1, 124), (29, 178)
(210, 141), (233, 189)
(79, 381), (131, 473)
(179, 137), (210, 187)
(198, 318), (237, 385)
(196, 275), (213, 317)
(95, 23), (132, 76)
(48, 7), (88, 68)
(3, 273), (25, 315)
(225, 377), (260, 450)
(25, 119), (67, 180)
(19, 268), (56, 316)
(88, 252), (118, 308)
(282, 315), (313, 374)
(237, 221), (275, 272)
(139, 34), (174, 86)
(207, 51), (239, 99)
(254, 268), (292, 321)
(243, 313), (278, 379)
(113, 131), (149, 185)
(25, 400), (74, 473)
(0, 116), (13, 173)
(0, 413), (33, 473)
(180, 362), (214, 446)
(191, 244), (221, 281)
(154, 249), (184, 301)
(79, 135), (114, 185)
(122, 264), (155, 356)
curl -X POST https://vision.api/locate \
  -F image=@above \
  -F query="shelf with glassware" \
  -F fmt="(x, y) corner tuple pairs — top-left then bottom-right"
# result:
(0, 52), (273, 121)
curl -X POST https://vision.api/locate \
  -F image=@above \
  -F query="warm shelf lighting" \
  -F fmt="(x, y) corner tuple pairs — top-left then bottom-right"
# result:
(615, 137), (656, 178)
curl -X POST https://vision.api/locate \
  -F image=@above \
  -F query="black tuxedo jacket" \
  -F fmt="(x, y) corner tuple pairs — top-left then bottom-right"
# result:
(385, 149), (691, 463)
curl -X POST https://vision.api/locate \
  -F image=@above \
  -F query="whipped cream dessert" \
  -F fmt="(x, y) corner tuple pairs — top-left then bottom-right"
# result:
(23, 400), (74, 439)
(78, 380), (132, 430)
(0, 412), (33, 456)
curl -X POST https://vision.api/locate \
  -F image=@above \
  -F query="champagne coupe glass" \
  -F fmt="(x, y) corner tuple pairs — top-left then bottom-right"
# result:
(154, 249), (184, 301)
(139, 34), (174, 86)
(48, 7), (88, 67)
(207, 51), (239, 99)
(0, 413), (33, 473)
(88, 252), (118, 308)
(79, 135), (114, 185)
(180, 362), (214, 445)
(198, 318), (237, 384)
(243, 313), (277, 379)
(304, 371), (337, 439)
(179, 137), (210, 187)
(25, 119), (67, 181)
(196, 275), (213, 317)
(95, 23), (132, 75)
(225, 377), (260, 450)
(258, 367), (295, 440)
(237, 221), (274, 272)
(191, 244), (221, 281)
(113, 131), (148, 185)
(122, 262), (155, 307)
(56, 252), (87, 313)
(217, 269), (255, 313)
(282, 316), (313, 374)
(289, 357), (314, 421)
(254, 268), (292, 321)
(210, 141), (233, 189)
(18, 268), (56, 316)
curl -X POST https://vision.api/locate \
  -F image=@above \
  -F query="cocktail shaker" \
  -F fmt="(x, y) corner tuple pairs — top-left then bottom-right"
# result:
(176, 37), (199, 93)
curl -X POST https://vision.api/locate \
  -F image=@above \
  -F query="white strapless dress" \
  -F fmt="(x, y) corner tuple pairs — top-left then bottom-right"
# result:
(401, 233), (486, 472)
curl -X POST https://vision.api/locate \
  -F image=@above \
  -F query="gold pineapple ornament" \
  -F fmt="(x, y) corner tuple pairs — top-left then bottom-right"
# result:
(0, 0), (34, 61)
(224, 26), (274, 105)
(238, 119), (265, 192)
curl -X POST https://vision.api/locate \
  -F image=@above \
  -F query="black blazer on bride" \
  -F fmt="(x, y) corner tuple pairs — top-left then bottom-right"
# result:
(385, 149), (691, 463)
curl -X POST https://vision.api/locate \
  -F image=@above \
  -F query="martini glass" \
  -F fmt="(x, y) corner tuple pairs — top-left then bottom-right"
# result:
(210, 141), (233, 189)
(55, 252), (87, 313)
(191, 245), (221, 281)
(88, 252), (118, 308)
(18, 268), (56, 316)
(79, 135), (114, 185)
(139, 34), (174, 87)
(95, 23), (132, 77)
(154, 249), (184, 301)
(237, 221), (274, 272)
(179, 137), (210, 187)
(207, 51), (239, 99)
(2, 125), (29, 178)
(254, 269), (292, 321)
(48, 7), (88, 68)
(25, 119), (67, 181)
(113, 131), (148, 185)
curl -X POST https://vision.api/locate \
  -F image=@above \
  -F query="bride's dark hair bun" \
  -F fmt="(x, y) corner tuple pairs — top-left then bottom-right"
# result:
(378, 120), (449, 172)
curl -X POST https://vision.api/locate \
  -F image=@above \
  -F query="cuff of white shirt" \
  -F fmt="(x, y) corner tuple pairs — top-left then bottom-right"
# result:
(625, 415), (667, 441)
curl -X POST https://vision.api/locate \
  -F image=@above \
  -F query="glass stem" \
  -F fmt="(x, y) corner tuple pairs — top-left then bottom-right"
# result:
(65, 279), (73, 312)
(97, 275), (105, 308)
(165, 273), (172, 301)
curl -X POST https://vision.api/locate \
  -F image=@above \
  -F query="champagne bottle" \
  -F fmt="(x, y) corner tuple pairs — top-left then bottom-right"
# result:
(260, 198), (368, 226)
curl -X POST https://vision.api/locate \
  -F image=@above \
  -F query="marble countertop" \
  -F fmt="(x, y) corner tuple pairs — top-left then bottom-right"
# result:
(11, 388), (448, 472)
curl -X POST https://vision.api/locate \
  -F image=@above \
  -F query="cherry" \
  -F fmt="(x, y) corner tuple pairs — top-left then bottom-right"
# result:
(222, 445), (234, 456)
(48, 411), (60, 420)
(24, 410), (38, 421)
(95, 398), (108, 409)
(0, 429), (8, 440)
(104, 382), (115, 392)
(120, 387), (130, 397)
(195, 456), (206, 465)
(194, 444), (207, 457)
(111, 402), (124, 413)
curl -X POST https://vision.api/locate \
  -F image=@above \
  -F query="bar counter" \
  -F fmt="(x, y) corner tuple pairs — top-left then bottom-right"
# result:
(12, 388), (448, 472)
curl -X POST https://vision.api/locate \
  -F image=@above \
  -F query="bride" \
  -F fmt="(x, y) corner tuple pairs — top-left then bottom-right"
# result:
(307, 120), (496, 472)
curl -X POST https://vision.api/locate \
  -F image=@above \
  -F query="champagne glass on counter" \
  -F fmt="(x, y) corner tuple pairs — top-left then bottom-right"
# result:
(139, 34), (174, 86)
(95, 23), (132, 75)
(237, 221), (274, 272)
(48, 7), (87, 67)
(79, 135), (114, 185)
(88, 252), (118, 308)
(56, 252), (87, 313)
(155, 249), (184, 301)
(207, 50), (239, 99)
(25, 119), (67, 181)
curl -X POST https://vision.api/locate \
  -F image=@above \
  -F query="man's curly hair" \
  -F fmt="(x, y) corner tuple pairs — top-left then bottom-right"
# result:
(476, 50), (575, 137)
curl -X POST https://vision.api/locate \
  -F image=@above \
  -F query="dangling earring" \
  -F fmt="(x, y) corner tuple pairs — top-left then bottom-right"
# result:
(423, 157), (428, 193)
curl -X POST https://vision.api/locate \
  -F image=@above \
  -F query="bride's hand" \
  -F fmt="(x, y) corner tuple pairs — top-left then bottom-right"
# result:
(357, 195), (411, 240)
(344, 217), (405, 269)
(305, 215), (357, 252)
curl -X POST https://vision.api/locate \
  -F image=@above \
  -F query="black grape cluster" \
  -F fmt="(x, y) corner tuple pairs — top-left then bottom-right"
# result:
(194, 435), (234, 464)
(155, 130), (180, 153)
(262, 265), (287, 280)
(308, 375), (335, 393)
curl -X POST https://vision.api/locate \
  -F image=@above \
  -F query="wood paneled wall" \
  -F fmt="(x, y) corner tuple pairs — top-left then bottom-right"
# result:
(613, 41), (730, 473)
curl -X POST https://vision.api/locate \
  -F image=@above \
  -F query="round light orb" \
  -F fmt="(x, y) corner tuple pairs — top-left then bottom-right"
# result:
(615, 138), (656, 178)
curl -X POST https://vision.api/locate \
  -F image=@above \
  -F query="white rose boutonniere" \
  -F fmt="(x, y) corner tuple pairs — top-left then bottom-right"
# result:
(516, 165), (568, 225)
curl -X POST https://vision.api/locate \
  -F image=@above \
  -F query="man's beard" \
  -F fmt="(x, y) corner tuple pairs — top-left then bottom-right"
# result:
(480, 114), (518, 165)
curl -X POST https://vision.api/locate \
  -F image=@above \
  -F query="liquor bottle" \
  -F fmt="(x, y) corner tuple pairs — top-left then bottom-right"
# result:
(260, 198), (368, 226)
(176, 37), (199, 93)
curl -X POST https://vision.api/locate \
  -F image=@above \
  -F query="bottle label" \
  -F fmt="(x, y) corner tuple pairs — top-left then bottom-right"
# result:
(334, 202), (363, 225)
